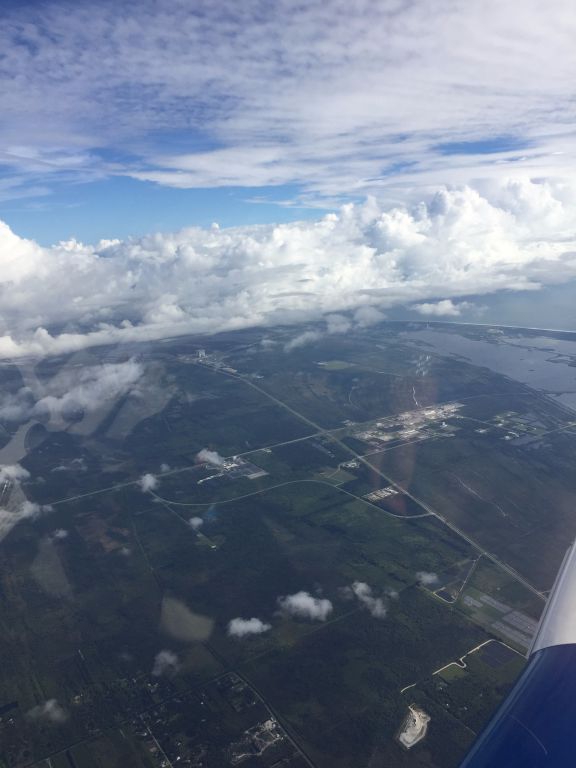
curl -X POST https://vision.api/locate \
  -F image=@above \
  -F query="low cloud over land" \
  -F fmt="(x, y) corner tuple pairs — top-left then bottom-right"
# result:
(416, 571), (439, 586)
(278, 591), (333, 621)
(27, 699), (68, 724)
(0, 360), (143, 424)
(0, 464), (30, 484)
(138, 473), (158, 492)
(347, 582), (388, 619)
(152, 649), (180, 677)
(228, 617), (272, 638)
(0, 463), (52, 542)
(196, 449), (226, 467)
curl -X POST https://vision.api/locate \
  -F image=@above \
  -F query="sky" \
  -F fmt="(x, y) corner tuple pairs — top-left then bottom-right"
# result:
(0, 0), (575, 355)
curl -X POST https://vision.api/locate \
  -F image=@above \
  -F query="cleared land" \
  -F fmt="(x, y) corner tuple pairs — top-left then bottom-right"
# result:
(3, 323), (576, 767)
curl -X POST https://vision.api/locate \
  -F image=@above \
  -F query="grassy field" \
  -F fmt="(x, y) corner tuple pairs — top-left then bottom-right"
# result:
(5, 325), (574, 767)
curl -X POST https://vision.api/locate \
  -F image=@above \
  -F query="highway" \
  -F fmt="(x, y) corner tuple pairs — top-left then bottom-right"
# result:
(47, 363), (547, 601)
(220, 368), (547, 602)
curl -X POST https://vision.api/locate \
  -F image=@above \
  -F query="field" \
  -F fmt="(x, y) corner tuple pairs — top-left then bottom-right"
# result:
(2, 321), (576, 767)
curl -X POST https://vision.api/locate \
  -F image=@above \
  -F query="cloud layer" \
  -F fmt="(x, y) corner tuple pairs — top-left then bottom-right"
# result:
(1, 0), (576, 203)
(1, 179), (576, 358)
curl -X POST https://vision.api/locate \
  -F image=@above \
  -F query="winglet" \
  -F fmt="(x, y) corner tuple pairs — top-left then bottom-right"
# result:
(530, 540), (576, 656)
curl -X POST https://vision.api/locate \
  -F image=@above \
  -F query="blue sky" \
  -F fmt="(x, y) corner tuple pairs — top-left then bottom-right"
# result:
(0, 0), (575, 243)
(0, 178), (327, 246)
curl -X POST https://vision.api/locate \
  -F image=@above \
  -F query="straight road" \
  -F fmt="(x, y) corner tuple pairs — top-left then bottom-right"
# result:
(219, 368), (546, 601)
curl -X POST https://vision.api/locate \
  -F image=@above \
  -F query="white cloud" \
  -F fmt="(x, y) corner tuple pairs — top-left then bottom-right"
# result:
(0, 464), (48, 542)
(51, 458), (87, 474)
(353, 306), (386, 327)
(119, 546), (132, 557)
(27, 699), (68, 724)
(349, 581), (388, 619)
(284, 330), (324, 352)
(278, 590), (333, 621)
(227, 617), (272, 638)
(152, 649), (180, 677)
(34, 360), (143, 420)
(0, 360), (143, 423)
(196, 449), (226, 467)
(325, 314), (351, 335)
(416, 571), (439, 586)
(260, 337), (278, 350)
(0, 464), (30, 484)
(20, 500), (52, 519)
(0, 181), (576, 359)
(189, 516), (203, 530)
(285, 311), (374, 351)
(412, 299), (473, 317)
(1, 1), (576, 203)
(138, 473), (158, 492)
(52, 528), (68, 540)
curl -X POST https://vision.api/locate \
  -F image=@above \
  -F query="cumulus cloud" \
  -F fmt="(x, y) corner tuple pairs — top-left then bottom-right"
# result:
(416, 571), (439, 586)
(196, 449), (226, 467)
(284, 330), (323, 352)
(227, 617), (272, 638)
(152, 649), (180, 677)
(37, 360), (142, 420)
(0, 464), (30, 484)
(138, 473), (158, 492)
(20, 500), (52, 520)
(285, 311), (373, 351)
(189, 516), (203, 530)
(0, 464), (47, 542)
(52, 528), (68, 540)
(325, 314), (351, 335)
(412, 299), (473, 317)
(0, 360), (143, 423)
(353, 306), (386, 327)
(27, 699), (68, 724)
(119, 546), (132, 557)
(0, 181), (576, 358)
(278, 591), (333, 621)
(348, 581), (388, 619)
(0, 464), (54, 544)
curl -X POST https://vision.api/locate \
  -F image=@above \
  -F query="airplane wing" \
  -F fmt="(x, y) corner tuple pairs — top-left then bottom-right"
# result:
(460, 541), (576, 766)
